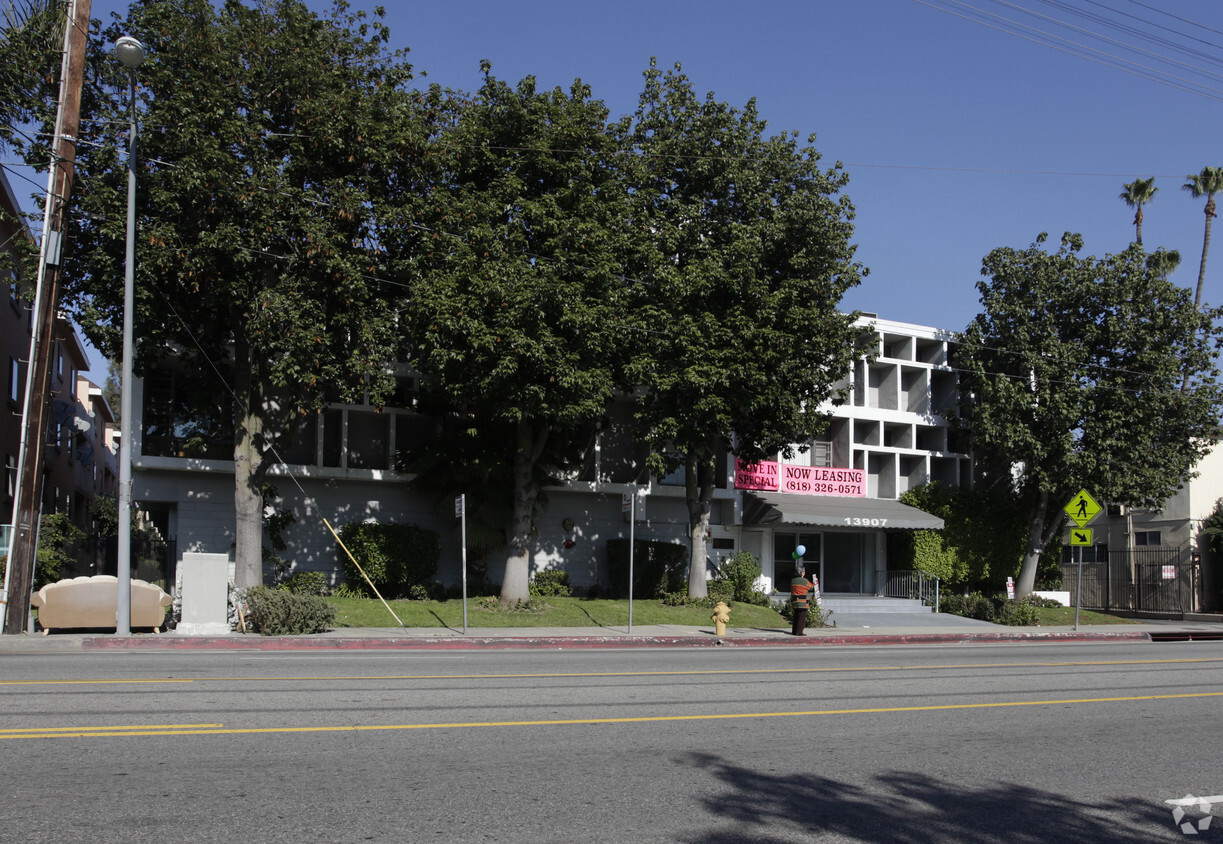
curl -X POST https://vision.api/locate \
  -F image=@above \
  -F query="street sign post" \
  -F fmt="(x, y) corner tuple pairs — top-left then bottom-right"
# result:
(1063, 488), (1102, 632)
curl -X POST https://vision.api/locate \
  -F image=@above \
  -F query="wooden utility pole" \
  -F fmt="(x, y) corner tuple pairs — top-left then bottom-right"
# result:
(3, 0), (92, 634)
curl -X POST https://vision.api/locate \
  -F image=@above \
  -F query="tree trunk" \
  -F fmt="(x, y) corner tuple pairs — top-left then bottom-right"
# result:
(1194, 197), (1215, 309)
(1016, 489), (1060, 599)
(233, 331), (265, 589)
(500, 419), (545, 604)
(685, 452), (716, 598)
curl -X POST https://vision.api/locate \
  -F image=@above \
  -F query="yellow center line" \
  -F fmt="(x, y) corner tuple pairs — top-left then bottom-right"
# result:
(1, 656), (1220, 686)
(2, 692), (1220, 740)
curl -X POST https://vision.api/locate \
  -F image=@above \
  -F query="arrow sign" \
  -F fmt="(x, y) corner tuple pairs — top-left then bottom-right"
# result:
(1064, 489), (1102, 528)
(1069, 528), (1093, 546)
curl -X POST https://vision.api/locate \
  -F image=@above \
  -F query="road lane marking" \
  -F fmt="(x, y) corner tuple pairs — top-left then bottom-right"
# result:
(2, 691), (1220, 740)
(0, 678), (194, 686)
(0, 723), (223, 734)
(2, 656), (1220, 686)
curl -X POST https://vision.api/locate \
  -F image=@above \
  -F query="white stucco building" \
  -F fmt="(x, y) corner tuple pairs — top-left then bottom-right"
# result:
(128, 316), (967, 596)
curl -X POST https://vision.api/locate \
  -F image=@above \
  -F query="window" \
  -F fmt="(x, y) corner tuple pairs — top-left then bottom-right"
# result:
(8, 357), (20, 404)
(773, 532), (821, 592)
(1134, 531), (1162, 547)
(4, 454), (16, 502)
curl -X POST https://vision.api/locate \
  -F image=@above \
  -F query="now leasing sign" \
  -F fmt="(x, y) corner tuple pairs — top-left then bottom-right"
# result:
(734, 459), (865, 498)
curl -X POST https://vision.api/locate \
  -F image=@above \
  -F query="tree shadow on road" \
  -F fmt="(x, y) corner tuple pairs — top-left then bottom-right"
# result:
(673, 751), (1180, 843)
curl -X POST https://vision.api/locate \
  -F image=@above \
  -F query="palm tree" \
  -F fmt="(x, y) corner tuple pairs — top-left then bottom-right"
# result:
(1120, 177), (1158, 246)
(1184, 166), (1223, 308)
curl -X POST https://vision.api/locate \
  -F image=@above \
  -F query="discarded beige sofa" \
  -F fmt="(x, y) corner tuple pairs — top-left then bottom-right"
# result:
(31, 575), (173, 633)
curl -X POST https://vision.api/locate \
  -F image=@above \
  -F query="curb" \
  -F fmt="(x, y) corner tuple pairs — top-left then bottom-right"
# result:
(78, 630), (1157, 651)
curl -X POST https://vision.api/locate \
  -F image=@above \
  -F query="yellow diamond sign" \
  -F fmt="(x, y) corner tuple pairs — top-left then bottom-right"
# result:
(1064, 489), (1102, 528)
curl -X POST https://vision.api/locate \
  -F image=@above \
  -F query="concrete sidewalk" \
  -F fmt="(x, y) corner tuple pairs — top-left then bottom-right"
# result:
(3, 612), (1222, 652)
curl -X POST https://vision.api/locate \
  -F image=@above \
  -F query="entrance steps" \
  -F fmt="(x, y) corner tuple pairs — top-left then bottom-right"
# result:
(819, 596), (932, 614)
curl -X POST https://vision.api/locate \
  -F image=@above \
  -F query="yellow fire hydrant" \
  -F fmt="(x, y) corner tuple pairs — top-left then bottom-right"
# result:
(711, 601), (731, 637)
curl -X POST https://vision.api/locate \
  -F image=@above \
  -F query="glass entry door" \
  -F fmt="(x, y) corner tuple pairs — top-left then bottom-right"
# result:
(822, 532), (864, 593)
(773, 532), (822, 590)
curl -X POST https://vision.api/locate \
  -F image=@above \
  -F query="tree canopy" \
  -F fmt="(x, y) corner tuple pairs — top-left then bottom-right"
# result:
(624, 61), (869, 595)
(395, 70), (635, 603)
(957, 233), (1223, 596)
(43, 0), (420, 586)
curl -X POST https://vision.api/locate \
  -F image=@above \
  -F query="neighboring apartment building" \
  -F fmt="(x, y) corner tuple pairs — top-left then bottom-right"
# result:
(127, 316), (964, 596)
(2, 169), (117, 564)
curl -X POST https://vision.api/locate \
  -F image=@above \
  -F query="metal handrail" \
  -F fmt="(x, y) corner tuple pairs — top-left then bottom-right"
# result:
(883, 569), (941, 613)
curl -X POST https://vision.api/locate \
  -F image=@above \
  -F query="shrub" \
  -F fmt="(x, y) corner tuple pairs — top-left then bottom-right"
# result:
(996, 597), (1040, 626)
(244, 585), (336, 635)
(940, 591), (996, 622)
(716, 551), (772, 606)
(707, 578), (735, 604)
(33, 513), (85, 589)
(606, 539), (687, 598)
(1025, 594), (1063, 608)
(777, 600), (835, 629)
(282, 571), (329, 596)
(529, 570), (572, 597)
(337, 522), (440, 599)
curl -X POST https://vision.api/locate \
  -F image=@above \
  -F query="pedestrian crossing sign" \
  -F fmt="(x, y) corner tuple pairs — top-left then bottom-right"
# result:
(1064, 489), (1102, 528)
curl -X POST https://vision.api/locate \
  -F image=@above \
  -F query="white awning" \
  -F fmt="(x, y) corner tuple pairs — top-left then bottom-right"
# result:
(742, 492), (944, 530)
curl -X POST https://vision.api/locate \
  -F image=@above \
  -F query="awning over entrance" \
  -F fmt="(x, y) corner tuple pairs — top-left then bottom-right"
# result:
(742, 492), (944, 530)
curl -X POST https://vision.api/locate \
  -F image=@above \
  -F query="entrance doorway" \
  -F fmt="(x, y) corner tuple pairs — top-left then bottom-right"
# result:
(773, 532), (821, 591)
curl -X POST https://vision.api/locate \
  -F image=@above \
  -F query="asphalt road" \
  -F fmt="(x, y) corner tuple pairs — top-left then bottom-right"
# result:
(1, 641), (1220, 843)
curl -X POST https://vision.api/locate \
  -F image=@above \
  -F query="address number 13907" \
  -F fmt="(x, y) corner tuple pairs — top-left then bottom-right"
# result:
(844, 517), (887, 527)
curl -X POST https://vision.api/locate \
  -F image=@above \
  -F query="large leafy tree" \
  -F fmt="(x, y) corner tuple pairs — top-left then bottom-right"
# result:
(397, 71), (633, 604)
(1184, 166), (1223, 309)
(957, 233), (1223, 597)
(625, 62), (869, 597)
(41, 0), (420, 586)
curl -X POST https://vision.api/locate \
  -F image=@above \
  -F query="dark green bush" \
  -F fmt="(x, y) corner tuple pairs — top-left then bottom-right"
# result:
(606, 539), (688, 598)
(777, 600), (834, 629)
(996, 597), (1040, 626)
(245, 586), (336, 635)
(940, 591), (996, 621)
(529, 570), (572, 597)
(282, 571), (329, 596)
(706, 578), (735, 603)
(716, 551), (772, 606)
(337, 522), (440, 599)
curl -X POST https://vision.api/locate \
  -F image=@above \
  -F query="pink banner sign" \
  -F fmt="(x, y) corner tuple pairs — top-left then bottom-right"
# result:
(734, 459), (780, 491)
(780, 465), (866, 498)
(735, 459), (866, 498)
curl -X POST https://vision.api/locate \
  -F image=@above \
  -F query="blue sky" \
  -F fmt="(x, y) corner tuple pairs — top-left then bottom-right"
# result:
(33, 1), (1223, 375)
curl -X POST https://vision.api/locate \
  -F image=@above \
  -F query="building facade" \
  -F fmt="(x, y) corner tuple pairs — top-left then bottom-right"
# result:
(125, 316), (964, 596)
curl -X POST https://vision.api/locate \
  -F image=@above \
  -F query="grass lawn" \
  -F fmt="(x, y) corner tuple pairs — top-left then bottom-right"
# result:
(1032, 606), (1142, 626)
(328, 595), (790, 630)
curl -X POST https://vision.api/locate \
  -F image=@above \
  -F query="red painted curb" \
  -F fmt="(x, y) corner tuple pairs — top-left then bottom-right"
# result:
(80, 630), (1155, 651)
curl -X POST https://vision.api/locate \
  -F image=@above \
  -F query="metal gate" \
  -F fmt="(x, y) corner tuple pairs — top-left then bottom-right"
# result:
(1061, 545), (1197, 615)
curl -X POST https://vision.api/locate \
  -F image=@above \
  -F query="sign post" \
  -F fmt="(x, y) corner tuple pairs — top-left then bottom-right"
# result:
(456, 495), (467, 634)
(1063, 489), (1102, 631)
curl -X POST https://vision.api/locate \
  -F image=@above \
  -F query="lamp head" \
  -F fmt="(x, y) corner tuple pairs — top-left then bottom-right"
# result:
(114, 36), (146, 69)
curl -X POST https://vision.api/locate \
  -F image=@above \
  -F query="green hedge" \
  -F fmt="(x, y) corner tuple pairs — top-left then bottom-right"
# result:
(337, 522), (440, 599)
(606, 539), (688, 599)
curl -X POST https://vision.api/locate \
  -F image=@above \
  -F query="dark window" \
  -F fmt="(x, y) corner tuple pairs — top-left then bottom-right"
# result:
(1134, 531), (1161, 547)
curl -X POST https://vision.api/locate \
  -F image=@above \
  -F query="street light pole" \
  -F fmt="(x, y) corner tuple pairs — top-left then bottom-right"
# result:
(114, 35), (145, 636)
